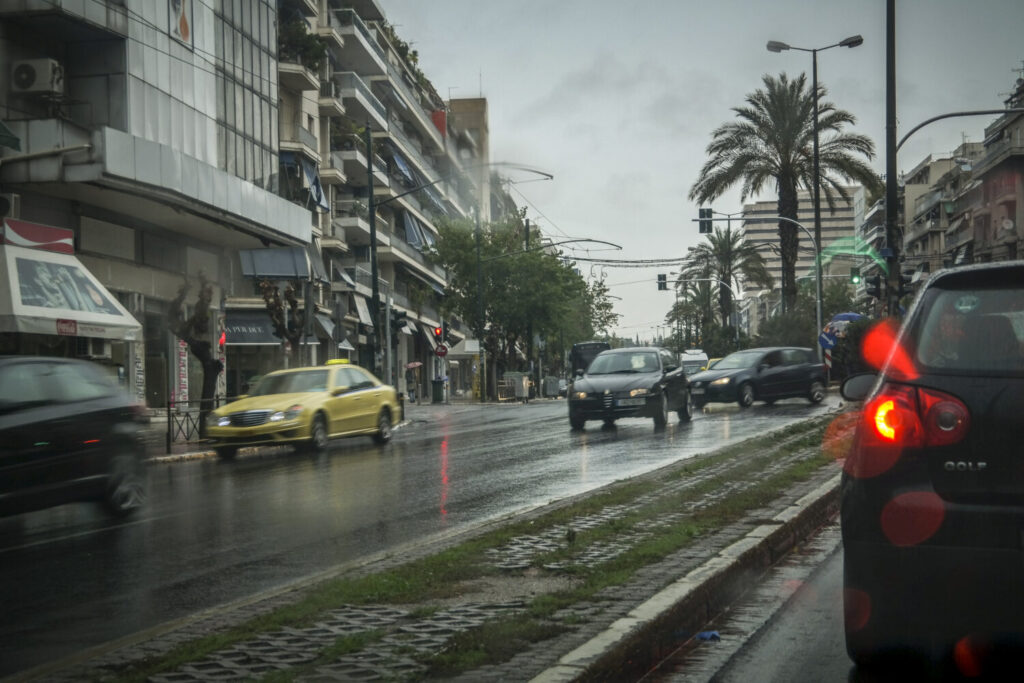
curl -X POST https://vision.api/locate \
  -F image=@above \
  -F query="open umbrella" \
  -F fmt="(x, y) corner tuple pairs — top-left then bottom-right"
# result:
(831, 312), (865, 322)
(405, 361), (423, 369)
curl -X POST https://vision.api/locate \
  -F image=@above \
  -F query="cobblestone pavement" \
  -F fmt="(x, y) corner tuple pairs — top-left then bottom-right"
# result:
(42, 419), (840, 683)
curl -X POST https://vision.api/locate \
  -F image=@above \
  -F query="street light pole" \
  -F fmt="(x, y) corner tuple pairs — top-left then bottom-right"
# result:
(767, 34), (862, 358)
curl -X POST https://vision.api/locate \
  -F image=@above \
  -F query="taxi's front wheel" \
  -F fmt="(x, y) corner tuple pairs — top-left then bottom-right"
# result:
(373, 409), (392, 444)
(304, 414), (329, 453)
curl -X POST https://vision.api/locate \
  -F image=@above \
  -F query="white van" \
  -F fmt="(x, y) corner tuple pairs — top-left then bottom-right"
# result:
(679, 349), (709, 376)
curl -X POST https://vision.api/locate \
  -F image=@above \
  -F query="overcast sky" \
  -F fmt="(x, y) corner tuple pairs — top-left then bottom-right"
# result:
(382, 0), (1024, 341)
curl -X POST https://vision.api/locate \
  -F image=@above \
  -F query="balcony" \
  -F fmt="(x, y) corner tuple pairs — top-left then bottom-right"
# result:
(332, 136), (389, 187)
(318, 82), (346, 119)
(985, 174), (1018, 206)
(973, 133), (1024, 176)
(335, 72), (388, 132)
(378, 236), (447, 287)
(280, 124), (320, 164)
(330, 9), (387, 77)
(279, 60), (320, 93)
(380, 63), (445, 152)
(320, 151), (347, 186)
(333, 199), (391, 248)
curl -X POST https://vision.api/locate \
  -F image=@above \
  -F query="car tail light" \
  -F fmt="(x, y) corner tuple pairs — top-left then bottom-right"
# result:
(846, 383), (970, 478)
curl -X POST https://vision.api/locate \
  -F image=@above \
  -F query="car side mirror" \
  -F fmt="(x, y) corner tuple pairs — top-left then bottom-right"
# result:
(841, 373), (877, 402)
(758, 363), (769, 373)
(331, 386), (349, 396)
(575, 369), (584, 377)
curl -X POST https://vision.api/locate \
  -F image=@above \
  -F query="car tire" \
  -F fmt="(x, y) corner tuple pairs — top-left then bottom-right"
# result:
(677, 389), (693, 422)
(808, 380), (826, 403)
(653, 393), (668, 428)
(215, 446), (238, 461)
(103, 452), (146, 517)
(569, 411), (586, 431)
(738, 382), (755, 408)
(304, 413), (329, 453)
(372, 409), (392, 444)
(602, 419), (616, 428)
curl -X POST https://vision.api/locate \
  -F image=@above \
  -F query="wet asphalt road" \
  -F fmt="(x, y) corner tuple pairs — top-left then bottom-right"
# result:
(0, 395), (837, 677)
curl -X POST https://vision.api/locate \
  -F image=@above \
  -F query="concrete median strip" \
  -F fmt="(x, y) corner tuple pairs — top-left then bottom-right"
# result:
(530, 474), (840, 683)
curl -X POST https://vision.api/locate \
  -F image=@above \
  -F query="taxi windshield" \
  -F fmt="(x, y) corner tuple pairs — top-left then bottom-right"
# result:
(251, 370), (329, 395)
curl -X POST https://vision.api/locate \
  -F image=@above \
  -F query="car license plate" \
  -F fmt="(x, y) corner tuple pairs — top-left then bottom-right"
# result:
(691, 388), (705, 395)
(617, 398), (645, 407)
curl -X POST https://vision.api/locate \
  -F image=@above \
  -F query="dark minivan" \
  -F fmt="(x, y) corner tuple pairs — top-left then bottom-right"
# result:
(0, 356), (148, 517)
(840, 262), (1024, 671)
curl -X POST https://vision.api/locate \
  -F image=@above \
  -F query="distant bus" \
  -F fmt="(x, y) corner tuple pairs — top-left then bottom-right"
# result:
(569, 341), (611, 376)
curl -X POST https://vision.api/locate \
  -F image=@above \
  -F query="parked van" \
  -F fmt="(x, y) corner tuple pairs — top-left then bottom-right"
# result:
(679, 349), (709, 376)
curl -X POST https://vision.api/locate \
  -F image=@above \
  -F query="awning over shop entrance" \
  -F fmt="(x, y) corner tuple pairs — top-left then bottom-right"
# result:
(224, 310), (280, 345)
(0, 244), (142, 340)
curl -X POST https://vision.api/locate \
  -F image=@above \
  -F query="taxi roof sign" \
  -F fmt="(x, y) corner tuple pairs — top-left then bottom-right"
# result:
(326, 358), (351, 365)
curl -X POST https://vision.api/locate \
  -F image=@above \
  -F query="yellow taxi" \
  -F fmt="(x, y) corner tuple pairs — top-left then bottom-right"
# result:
(206, 360), (400, 460)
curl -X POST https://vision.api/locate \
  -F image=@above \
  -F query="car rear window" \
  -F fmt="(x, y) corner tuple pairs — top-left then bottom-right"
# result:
(914, 286), (1024, 373)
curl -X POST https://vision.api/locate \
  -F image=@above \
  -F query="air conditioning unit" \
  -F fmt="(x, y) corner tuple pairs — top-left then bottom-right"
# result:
(11, 59), (64, 95)
(75, 337), (112, 359)
(0, 193), (19, 219)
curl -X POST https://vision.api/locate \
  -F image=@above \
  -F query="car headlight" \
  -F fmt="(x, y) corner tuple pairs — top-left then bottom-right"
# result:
(270, 405), (304, 422)
(208, 413), (230, 427)
(573, 391), (588, 400)
(710, 377), (731, 386)
(629, 387), (650, 397)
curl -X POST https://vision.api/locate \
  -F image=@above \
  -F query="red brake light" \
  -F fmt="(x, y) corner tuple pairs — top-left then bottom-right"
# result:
(846, 383), (970, 479)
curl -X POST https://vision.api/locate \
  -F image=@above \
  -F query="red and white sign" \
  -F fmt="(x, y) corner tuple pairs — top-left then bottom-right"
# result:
(434, 344), (448, 358)
(1, 218), (74, 254)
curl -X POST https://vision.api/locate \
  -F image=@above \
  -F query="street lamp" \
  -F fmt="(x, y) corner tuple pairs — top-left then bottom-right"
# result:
(767, 34), (862, 358)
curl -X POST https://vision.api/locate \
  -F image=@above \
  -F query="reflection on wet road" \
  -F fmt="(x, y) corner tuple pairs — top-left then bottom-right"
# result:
(0, 396), (837, 676)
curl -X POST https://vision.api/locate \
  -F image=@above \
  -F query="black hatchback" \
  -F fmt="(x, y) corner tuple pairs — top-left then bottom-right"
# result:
(840, 262), (1024, 671)
(567, 347), (692, 429)
(0, 356), (149, 517)
(688, 346), (827, 408)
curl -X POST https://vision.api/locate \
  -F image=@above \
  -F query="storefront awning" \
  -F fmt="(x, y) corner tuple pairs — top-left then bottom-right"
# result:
(315, 313), (334, 339)
(421, 322), (437, 350)
(0, 244), (142, 340)
(353, 296), (373, 326)
(239, 245), (328, 283)
(224, 310), (280, 346)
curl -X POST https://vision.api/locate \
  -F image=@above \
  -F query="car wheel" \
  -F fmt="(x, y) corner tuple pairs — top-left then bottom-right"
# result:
(808, 380), (826, 403)
(653, 393), (668, 428)
(103, 452), (146, 517)
(305, 413), (329, 453)
(602, 419), (616, 429)
(738, 382), (755, 408)
(215, 446), (238, 461)
(373, 409), (392, 444)
(569, 411), (586, 430)
(677, 389), (693, 422)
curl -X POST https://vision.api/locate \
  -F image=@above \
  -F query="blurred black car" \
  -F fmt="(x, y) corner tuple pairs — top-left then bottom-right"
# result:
(0, 356), (148, 517)
(568, 347), (691, 429)
(840, 262), (1024, 670)
(687, 346), (826, 408)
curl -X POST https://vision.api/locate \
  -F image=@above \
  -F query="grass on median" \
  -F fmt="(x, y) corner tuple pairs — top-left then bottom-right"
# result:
(106, 416), (835, 682)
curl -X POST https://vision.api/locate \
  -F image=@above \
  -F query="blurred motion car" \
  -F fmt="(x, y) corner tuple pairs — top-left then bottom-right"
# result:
(568, 347), (691, 429)
(840, 262), (1024, 669)
(0, 356), (149, 517)
(206, 360), (400, 460)
(687, 347), (826, 408)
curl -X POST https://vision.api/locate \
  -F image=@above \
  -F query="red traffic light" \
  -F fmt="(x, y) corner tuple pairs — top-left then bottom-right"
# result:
(433, 326), (443, 339)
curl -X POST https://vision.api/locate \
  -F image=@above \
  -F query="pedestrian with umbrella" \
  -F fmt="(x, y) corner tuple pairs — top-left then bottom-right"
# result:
(405, 361), (422, 403)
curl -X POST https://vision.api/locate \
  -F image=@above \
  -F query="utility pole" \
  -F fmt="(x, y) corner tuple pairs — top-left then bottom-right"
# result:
(525, 218), (534, 392)
(884, 0), (900, 317)
(365, 123), (381, 376)
(475, 209), (486, 401)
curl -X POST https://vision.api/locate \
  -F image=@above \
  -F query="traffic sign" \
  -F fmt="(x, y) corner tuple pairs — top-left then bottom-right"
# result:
(818, 331), (837, 349)
(435, 344), (448, 357)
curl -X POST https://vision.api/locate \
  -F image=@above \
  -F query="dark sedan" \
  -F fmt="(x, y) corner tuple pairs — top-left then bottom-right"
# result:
(687, 347), (826, 408)
(0, 356), (149, 517)
(568, 347), (692, 429)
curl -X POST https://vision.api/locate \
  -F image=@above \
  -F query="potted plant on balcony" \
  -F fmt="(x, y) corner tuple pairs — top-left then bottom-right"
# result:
(330, 118), (366, 153)
(278, 17), (327, 73)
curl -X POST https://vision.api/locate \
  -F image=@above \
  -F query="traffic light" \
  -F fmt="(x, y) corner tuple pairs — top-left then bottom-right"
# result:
(849, 267), (861, 285)
(897, 272), (914, 299)
(442, 320), (455, 346)
(389, 310), (407, 345)
(698, 208), (713, 234)
(433, 325), (443, 345)
(864, 274), (883, 299)
(657, 274), (667, 291)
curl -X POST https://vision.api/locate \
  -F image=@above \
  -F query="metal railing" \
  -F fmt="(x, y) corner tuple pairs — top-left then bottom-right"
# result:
(165, 396), (224, 451)
(335, 72), (388, 122)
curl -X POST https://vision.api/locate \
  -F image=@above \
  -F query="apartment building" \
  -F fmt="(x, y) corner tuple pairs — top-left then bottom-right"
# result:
(0, 0), (491, 410)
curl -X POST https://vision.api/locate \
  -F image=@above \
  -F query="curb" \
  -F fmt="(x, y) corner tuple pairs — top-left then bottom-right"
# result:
(530, 473), (841, 682)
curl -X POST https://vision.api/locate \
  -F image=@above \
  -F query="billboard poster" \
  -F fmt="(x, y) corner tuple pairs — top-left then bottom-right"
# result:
(169, 0), (192, 47)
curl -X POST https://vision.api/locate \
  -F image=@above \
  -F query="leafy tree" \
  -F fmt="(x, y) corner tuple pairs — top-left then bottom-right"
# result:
(259, 279), (312, 366)
(167, 273), (223, 437)
(754, 279), (857, 348)
(689, 73), (881, 312)
(682, 226), (773, 326)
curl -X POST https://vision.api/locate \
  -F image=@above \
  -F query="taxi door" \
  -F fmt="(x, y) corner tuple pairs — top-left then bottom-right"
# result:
(324, 367), (363, 435)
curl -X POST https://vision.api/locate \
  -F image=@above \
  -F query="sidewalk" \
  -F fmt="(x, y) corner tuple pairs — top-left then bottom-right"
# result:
(45, 411), (842, 682)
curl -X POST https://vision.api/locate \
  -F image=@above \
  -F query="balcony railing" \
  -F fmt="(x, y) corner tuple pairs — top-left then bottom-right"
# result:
(282, 124), (318, 151)
(333, 9), (387, 63)
(336, 72), (388, 121)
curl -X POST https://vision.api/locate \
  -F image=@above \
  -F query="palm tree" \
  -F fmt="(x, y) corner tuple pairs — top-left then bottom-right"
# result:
(689, 73), (881, 312)
(683, 226), (774, 326)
